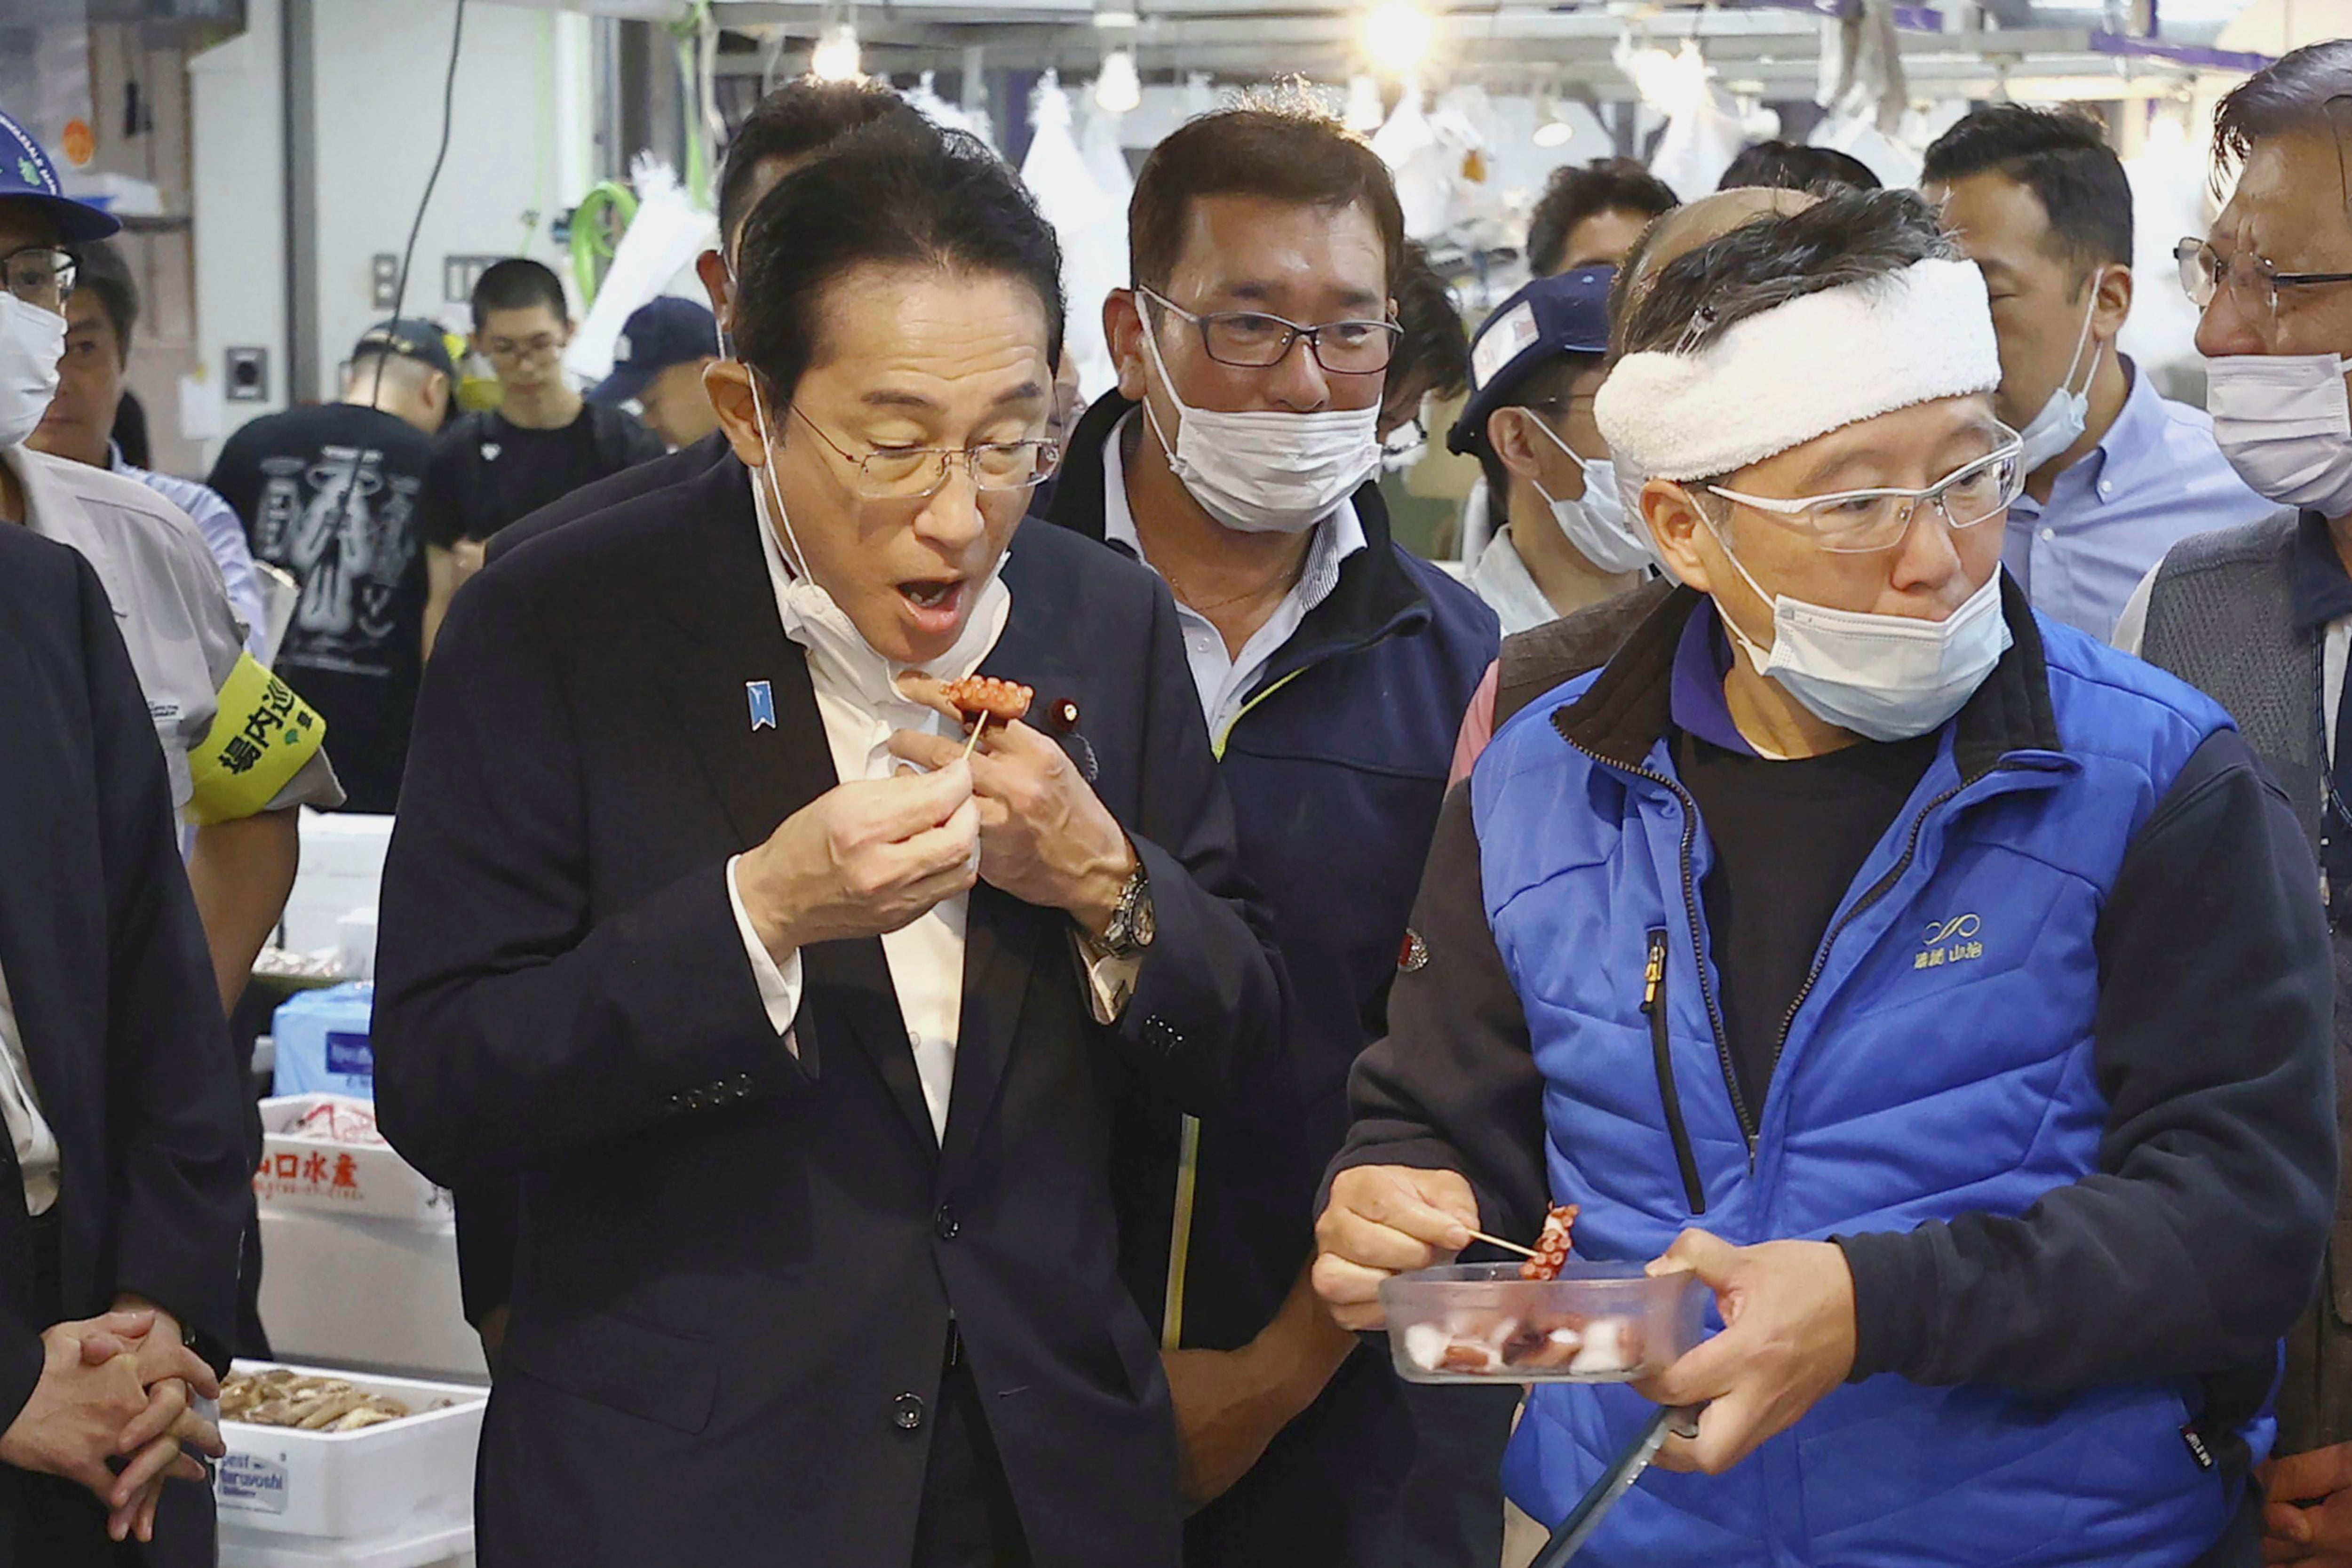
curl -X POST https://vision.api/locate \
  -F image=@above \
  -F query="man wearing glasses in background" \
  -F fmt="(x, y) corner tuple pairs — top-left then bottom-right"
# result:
(2121, 41), (2352, 1567)
(1317, 187), (2335, 1567)
(1042, 96), (1502, 1568)
(420, 257), (660, 656)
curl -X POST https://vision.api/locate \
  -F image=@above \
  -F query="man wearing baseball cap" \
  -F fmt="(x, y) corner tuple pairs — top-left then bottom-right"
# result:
(1452, 265), (1654, 636)
(205, 318), (454, 815)
(0, 104), (269, 1560)
(592, 295), (720, 452)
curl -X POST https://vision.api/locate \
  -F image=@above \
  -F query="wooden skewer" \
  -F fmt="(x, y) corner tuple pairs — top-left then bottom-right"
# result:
(1465, 1228), (1540, 1260)
(961, 712), (991, 760)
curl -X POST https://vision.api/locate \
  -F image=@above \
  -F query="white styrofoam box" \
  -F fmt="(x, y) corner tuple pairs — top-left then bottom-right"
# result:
(214, 1361), (484, 1542)
(221, 1520), (471, 1568)
(257, 1205), (488, 1380)
(282, 812), (393, 954)
(272, 984), (374, 1099)
(335, 907), (378, 982)
(255, 1096), (448, 1225)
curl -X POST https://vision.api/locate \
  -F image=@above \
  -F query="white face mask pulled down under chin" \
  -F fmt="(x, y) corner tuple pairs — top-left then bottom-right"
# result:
(742, 373), (1009, 706)
(1702, 503), (2012, 745)
(2207, 352), (2352, 520)
(1522, 413), (1656, 576)
(0, 295), (66, 452)
(2014, 288), (2099, 473)
(1137, 318), (1382, 535)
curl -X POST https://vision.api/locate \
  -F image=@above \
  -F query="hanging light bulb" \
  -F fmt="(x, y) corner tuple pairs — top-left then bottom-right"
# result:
(811, 22), (862, 83)
(1534, 117), (1572, 148)
(1344, 73), (1384, 132)
(1095, 48), (1142, 115)
(1361, 0), (1436, 81)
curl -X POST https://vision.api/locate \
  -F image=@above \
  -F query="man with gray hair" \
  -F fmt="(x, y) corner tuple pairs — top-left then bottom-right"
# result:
(2117, 38), (2352, 1564)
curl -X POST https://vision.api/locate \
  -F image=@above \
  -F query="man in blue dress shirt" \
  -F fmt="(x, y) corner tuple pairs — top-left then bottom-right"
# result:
(1923, 104), (2273, 640)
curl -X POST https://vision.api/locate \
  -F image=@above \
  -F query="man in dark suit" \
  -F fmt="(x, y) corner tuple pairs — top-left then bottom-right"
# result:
(487, 77), (919, 569)
(373, 121), (1277, 1568)
(0, 525), (243, 1562)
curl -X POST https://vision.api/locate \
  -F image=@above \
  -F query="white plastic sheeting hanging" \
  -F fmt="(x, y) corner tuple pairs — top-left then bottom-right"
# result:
(1020, 72), (1125, 401)
(1373, 85), (1457, 239)
(1807, 111), (1923, 191)
(903, 71), (998, 150)
(1621, 41), (1742, 199)
(563, 156), (717, 385)
(2119, 111), (2209, 389)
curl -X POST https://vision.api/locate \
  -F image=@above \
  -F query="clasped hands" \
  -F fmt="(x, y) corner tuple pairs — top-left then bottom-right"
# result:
(736, 686), (1134, 954)
(1312, 1166), (1858, 1475)
(0, 1299), (226, 1544)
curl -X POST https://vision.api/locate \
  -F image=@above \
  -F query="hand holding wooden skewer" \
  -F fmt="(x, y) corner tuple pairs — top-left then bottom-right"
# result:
(1466, 1228), (1540, 1260)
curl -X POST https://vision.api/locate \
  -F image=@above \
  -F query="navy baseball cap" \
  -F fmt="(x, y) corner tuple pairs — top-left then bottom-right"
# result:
(0, 107), (119, 245)
(592, 296), (720, 406)
(1447, 265), (1615, 455)
(353, 318), (457, 381)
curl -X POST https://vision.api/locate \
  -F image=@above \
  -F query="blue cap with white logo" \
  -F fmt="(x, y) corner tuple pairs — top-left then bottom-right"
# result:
(0, 106), (120, 245)
(1447, 265), (1615, 455)
(591, 296), (720, 406)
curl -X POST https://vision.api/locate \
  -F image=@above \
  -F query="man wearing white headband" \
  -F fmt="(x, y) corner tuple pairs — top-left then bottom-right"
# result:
(1315, 189), (2334, 1565)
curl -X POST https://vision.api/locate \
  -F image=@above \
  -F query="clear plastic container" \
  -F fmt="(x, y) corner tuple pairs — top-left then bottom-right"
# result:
(1380, 1261), (1708, 1384)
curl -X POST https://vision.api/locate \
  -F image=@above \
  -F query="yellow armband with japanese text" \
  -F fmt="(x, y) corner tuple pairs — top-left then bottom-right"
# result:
(185, 654), (326, 826)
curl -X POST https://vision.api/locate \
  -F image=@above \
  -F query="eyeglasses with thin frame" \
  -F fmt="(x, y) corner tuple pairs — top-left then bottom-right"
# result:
(481, 333), (565, 365)
(1704, 430), (2026, 554)
(0, 246), (76, 312)
(789, 405), (1063, 501)
(2176, 237), (2352, 322)
(1140, 287), (1402, 375)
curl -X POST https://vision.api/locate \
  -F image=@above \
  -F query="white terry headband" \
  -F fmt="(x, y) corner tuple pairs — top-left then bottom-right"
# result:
(1594, 257), (2002, 482)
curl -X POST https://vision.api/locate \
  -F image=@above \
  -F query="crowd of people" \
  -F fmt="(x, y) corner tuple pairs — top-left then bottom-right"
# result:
(0, 32), (2350, 1568)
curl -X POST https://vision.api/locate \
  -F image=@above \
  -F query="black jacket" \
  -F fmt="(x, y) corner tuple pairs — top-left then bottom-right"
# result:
(1044, 395), (1506, 1568)
(0, 529), (247, 1561)
(372, 455), (1279, 1568)
(484, 428), (733, 567)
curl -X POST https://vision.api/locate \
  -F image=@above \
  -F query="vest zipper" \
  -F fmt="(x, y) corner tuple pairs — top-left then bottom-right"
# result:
(1559, 736), (1753, 1150)
(1643, 928), (1708, 1214)
(1761, 778), (1972, 1097)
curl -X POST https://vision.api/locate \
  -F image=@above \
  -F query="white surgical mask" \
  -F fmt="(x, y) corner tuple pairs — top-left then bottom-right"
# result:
(0, 295), (65, 452)
(1523, 414), (1655, 576)
(1704, 504), (2011, 744)
(1138, 320), (1381, 535)
(2014, 288), (2098, 472)
(742, 368), (1009, 706)
(2207, 352), (2352, 521)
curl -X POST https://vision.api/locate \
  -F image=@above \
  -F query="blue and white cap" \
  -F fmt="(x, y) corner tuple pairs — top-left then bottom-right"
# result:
(0, 106), (119, 244)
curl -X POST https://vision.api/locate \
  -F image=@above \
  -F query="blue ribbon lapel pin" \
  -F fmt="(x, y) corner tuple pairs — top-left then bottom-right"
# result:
(746, 680), (777, 732)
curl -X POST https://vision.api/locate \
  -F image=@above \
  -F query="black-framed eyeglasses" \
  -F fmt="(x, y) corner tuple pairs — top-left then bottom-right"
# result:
(0, 246), (76, 312)
(1140, 287), (1402, 375)
(789, 405), (1063, 500)
(2177, 237), (2352, 321)
(481, 332), (565, 365)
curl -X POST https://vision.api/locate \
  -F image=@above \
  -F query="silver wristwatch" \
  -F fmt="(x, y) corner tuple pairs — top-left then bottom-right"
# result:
(1093, 857), (1155, 959)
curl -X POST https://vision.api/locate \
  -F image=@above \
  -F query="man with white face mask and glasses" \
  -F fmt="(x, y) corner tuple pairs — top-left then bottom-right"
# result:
(1317, 189), (2335, 1567)
(1922, 105), (2273, 642)
(2121, 41), (2352, 1567)
(1452, 265), (1654, 636)
(1041, 95), (1501, 1568)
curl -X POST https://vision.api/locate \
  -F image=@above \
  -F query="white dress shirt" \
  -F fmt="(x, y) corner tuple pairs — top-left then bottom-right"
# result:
(1099, 411), (1365, 743)
(1465, 525), (1561, 637)
(0, 960), (59, 1214)
(721, 478), (1132, 1141)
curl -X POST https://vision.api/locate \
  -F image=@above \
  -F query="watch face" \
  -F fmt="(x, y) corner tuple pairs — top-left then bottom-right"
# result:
(1132, 888), (1156, 947)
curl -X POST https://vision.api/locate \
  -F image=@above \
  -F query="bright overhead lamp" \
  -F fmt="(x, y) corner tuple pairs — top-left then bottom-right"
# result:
(1096, 48), (1142, 113)
(1093, 0), (1140, 29)
(1361, 0), (1436, 81)
(811, 22), (862, 82)
(1534, 118), (1572, 148)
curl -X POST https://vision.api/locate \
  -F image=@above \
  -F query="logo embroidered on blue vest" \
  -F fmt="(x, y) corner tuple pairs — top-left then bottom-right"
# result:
(1914, 913), (1984, 970)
